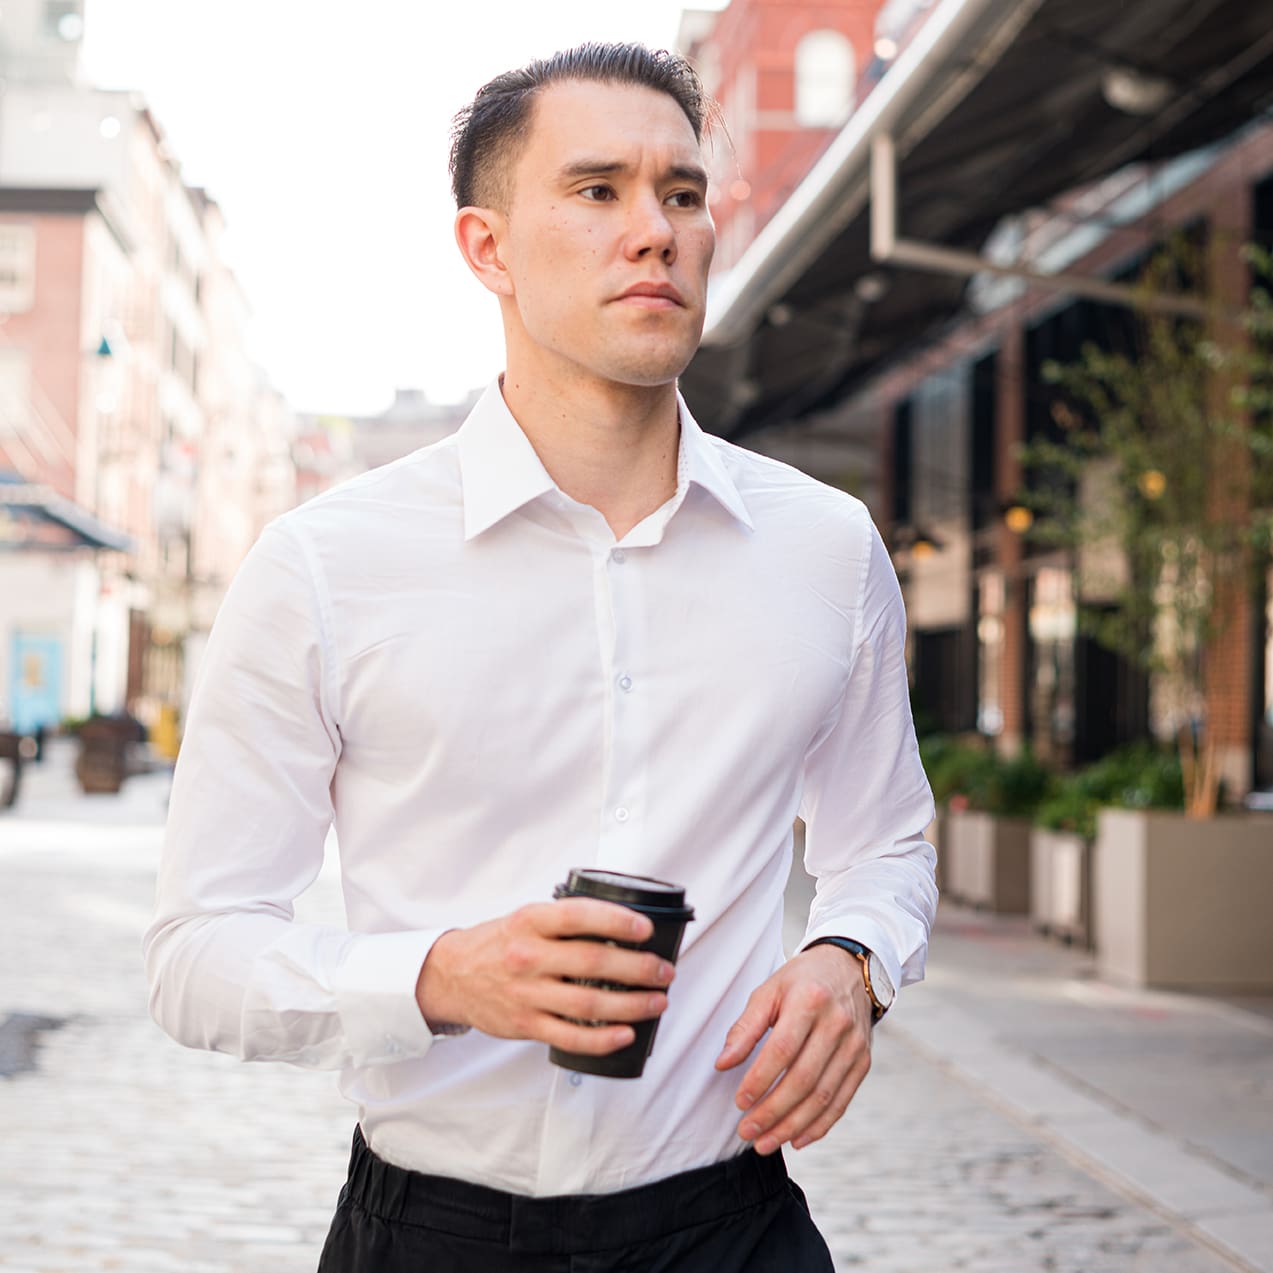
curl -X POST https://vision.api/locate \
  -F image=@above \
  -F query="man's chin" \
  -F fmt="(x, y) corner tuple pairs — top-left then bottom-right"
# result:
(599, 344), (701, 390)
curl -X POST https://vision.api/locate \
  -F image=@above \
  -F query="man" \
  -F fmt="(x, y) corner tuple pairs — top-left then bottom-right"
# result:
(145, 41), (937, 1272)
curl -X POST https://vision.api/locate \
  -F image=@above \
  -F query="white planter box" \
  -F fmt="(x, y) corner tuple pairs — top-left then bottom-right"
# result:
(1030, 830), (1054, 932)
(945, 809), (1032, 913)
(1030, 828), (1092, 947)
(1094, 808), (1273, 989)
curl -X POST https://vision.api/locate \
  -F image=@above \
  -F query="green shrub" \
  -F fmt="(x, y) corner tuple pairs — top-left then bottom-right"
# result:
(919, 736), (1054, 817)
(1036, 774), (1100, 840)
(1080, 743), (1184, 811)
(965, 748), (1054, 818)
(1034, 743), (1184, 840)
(919, 735), (996, 804)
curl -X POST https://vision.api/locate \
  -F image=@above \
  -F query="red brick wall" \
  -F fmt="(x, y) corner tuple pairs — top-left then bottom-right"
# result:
(0, 211), (84, 498)
(692, 0), (884, 266)
(1203, 180), (1254, 778)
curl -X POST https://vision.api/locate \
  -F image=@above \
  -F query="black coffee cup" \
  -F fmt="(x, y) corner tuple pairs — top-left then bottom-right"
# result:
(548, 868), (695, 1079)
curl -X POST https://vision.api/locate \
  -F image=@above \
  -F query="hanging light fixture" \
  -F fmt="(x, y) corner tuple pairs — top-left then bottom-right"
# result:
(1002, 503), (1034, 535)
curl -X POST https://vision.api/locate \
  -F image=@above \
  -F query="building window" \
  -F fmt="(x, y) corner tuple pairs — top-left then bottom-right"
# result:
(1027, 567), (1077, 766)
(794, 30), (856, 127)
(0, 225), (37, 313)
(978, 572), (1005, 735)
(0, 348), (33, 450)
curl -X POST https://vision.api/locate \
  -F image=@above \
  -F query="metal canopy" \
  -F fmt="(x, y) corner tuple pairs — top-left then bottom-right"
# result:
(0, 477), (133, 553)
(682, 0), (1273, 440)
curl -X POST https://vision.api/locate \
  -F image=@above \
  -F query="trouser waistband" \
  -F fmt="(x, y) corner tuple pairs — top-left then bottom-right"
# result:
(342, 1127), (792, 1256)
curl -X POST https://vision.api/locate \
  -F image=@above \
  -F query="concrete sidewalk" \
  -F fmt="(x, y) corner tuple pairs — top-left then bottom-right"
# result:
(887, 902), (1273, 1272)
(5, 744), (1272, 1270)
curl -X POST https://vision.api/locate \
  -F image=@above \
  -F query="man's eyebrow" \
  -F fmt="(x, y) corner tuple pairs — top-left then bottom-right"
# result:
(557, 159), (709, 187)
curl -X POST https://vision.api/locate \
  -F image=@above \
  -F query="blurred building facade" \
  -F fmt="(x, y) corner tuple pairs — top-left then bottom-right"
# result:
(0, 0), (297, 737)
(682, 0), (1273, 798)
(348, 387), (478, 474)
(292, 388), (476, 507)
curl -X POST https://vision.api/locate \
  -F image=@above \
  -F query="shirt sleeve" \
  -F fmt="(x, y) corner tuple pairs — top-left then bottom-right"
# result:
(797, 518), (938, 996)
(143, 521), (445, 1070)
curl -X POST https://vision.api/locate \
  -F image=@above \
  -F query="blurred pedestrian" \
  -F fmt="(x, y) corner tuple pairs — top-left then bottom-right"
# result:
(145, 41), (936, 1272)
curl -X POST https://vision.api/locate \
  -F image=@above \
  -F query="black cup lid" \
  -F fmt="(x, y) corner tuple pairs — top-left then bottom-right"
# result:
(557, 868), (691, 913)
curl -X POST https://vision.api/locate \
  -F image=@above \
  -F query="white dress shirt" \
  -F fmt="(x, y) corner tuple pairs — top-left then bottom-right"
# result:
(145, 381), (936, 1197)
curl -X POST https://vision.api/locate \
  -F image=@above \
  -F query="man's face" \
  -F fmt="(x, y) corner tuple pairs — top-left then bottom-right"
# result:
(495, 78), (715, 390)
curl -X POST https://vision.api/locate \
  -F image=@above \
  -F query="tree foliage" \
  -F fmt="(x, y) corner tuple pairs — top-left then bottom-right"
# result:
(1018, 238), (1273, 815)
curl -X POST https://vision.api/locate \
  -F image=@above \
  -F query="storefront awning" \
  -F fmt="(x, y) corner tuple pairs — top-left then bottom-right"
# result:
(0, 478), (134, 553)
(682, 0), (1273, 439)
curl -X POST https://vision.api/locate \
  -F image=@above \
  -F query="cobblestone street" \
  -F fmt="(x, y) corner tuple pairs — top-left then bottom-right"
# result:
(1, 758), (1267, 1271)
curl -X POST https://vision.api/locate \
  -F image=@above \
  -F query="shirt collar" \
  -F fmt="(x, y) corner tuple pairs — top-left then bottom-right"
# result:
(677, 395), (755, 532)
(456, 382), (559, 541)
(456, 379), (754, 541)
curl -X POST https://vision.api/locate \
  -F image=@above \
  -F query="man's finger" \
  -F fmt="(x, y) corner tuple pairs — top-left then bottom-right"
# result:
(530, 898), (654, 943)
(788, 1052), (871, 1150)
(536, 937), (675, 990)
(533, 1013), (637, 1057)
(727, 989), (820, 1104)
(736, 1026), (846, 1145)
(714, 981), (779, 1072)
(538, 980), (669, 1025)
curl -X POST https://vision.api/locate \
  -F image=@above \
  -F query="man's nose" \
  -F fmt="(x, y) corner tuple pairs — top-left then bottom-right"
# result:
(625, 196), (677, 263)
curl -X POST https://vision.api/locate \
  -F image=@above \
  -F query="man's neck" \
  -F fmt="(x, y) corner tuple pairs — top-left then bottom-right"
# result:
(500, 371), (681, 541)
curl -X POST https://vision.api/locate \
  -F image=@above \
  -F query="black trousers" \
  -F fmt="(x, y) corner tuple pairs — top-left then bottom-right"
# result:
(317, 1127), (835, 1272)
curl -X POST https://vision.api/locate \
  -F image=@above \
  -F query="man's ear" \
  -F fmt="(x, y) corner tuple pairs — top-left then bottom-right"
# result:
(455, 206), (513, 297)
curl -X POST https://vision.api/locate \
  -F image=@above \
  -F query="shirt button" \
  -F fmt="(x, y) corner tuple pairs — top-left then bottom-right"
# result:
(611, 548), (626, 564)
(618, 674), (633, 693)
(614, 806), (630, 823)
(569, 1072), (583, 1088)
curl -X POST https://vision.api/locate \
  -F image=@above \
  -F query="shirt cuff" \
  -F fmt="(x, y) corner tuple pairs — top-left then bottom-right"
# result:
(333, 928), (453, 1066)
(799, 918), (904, 1006)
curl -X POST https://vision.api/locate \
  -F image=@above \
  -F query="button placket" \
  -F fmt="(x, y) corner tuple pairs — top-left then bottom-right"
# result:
(536, 1057), (599, 1194)
(596, 544), (650, 871)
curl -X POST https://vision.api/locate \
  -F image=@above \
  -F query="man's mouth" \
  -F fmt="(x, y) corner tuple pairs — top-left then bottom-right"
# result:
(614, 282), (685, 309)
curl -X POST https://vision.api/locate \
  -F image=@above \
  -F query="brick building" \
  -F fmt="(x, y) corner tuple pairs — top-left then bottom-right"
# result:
(680, 0), (892, 270)
(0, 0), (296, 737)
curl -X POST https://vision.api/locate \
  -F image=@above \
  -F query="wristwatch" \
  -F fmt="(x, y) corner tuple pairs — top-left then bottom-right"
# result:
(804, 937), (895, 1023)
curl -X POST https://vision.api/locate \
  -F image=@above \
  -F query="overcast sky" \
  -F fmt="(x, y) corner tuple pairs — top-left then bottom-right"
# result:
(79, 0), (729, 415)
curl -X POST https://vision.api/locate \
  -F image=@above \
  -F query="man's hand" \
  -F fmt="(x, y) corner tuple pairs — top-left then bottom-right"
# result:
(415, 900), (676, 1055)
(715, 944), (873, 1155)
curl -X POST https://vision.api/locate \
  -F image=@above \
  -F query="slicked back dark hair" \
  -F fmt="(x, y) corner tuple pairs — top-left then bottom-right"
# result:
(449, 41), (712, 211)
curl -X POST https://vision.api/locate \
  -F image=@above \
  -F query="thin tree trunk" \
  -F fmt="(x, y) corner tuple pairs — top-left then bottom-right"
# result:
(1180, 726), (1220, 818)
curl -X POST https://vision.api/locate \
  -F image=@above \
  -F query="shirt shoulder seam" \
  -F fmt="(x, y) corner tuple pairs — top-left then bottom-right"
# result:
(269, 519), (343, 736)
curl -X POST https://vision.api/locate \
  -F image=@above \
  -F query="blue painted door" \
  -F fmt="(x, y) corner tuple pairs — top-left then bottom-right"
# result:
(9, 634), (62, 734)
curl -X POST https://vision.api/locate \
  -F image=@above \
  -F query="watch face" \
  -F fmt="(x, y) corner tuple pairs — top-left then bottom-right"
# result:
(868, 954), (896, 1008)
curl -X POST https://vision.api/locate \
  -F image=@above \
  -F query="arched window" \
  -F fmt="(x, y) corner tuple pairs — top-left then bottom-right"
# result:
(794, 30), (855, 127)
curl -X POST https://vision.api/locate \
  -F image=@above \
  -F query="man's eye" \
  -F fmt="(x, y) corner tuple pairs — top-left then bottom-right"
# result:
(667, 191), (704, 209)
(579, 185), (615, 202)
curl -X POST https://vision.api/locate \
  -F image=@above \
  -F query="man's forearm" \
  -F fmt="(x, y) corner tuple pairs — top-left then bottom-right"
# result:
(144, 905), (441, 1068)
